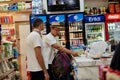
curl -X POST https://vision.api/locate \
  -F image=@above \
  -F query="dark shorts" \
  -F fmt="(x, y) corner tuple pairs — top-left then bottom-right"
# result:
(30, 71), (45, 80)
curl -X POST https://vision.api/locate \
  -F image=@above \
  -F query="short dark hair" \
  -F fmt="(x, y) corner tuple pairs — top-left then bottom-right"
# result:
(33, 18), (43, 28)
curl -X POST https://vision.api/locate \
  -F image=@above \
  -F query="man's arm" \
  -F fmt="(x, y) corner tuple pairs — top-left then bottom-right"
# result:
(34, 46), (49, 80)
(51, 43), (78, 56)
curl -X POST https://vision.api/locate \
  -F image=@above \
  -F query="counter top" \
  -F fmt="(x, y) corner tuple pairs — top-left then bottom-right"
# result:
(74, 56), (112, 67)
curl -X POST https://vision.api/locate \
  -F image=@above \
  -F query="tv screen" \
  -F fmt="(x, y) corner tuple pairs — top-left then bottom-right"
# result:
(47, 0), (80, 11)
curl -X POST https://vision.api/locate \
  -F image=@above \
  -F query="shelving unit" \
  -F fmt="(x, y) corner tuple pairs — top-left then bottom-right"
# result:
(70, 38), (83, 40)
(0, 0), (32, 80)
(0, 0), (32, 14)
(0, 0), (32, 4)
(69, 30), (83, 33)
(68, 20), (84, 51)
(0, 55), (13, 63)
(0, 10), (32, 13)
(0, 68), (14, 80)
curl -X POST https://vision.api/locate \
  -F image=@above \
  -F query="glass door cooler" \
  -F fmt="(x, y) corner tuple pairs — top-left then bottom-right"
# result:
(84, 15), (105, 45)
(105, 14), (120, 41)
(67, 13), (85, 51)
(49, 14), (66, 47)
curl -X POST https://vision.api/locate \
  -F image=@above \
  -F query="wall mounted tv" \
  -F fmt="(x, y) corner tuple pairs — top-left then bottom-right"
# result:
(47, 0), (80, 11)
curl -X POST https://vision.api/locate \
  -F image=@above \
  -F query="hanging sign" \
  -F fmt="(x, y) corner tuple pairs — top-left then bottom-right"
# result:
(106, 14), (120, 20)
(49, 15), (65, 23)
(68, 13), (83, 22)
(84, 15), (105, 23)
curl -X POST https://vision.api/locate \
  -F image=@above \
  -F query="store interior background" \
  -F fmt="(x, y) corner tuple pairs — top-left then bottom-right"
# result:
(0, 0), (120, 80)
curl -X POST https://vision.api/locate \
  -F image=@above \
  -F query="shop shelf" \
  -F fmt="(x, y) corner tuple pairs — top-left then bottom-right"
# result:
(0, 55), (13, 63)
(70, 38), (83, 40)
(0, 9), (32, 13)
(0, 68), (14, 80)
(0, 0), (32, 4)
(86, 32), (102, 34)
(58, 39), (65, 41)
(108, 2), (119, 4)
(69, 30), (83, 33)
(0, 22), (14, 25)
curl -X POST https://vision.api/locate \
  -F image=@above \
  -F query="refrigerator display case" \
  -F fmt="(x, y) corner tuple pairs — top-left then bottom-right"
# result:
(30, 14), (49, 35)
(105, 14), (120, 41)
(49, 14), (66, 47)
(67, 13), (85, 51)
(84, 15), (105, 45)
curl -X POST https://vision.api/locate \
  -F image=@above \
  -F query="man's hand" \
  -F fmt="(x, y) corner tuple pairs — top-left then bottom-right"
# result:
(72, 52), (78, 57)
(44, 72), (49, 80)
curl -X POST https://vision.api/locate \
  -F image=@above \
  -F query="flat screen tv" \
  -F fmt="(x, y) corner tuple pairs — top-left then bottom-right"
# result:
(47, 0), (80, 11)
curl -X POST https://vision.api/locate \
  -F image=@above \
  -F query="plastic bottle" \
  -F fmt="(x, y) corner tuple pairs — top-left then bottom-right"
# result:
(72, 61), (78, 80)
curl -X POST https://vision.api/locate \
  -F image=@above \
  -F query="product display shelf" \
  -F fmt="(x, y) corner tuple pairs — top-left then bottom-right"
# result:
(0, 41), (19, 80)
(58, 39), (65, 41)
(0, 55), (13, 63)
(0, 22), (14, 25)
(86, 32), (102, 34)
(0, 9), (32, 13)
(88, 39), (102, 43)
(0, 68), (14, 80)
(0, 0), (32, 14)
(69, 30), (83, 33)
(0, 0), (32, 4)
(108, 1), (119, 3)
(70, 38), (83, 40)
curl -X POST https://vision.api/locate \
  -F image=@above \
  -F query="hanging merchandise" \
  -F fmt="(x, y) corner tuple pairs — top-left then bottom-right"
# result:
(32, 0), (43, 14)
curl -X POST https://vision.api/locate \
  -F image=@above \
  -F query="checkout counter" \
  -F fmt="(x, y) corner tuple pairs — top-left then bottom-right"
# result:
(74, 56), (112, 80)
(73, 41), (115, 80)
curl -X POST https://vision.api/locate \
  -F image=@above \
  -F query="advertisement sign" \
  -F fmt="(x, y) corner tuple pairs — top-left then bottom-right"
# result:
(49, 15), (65, 23)
(105, 14), (120, 21)
(84, 15), (105, 23)
(68, 13), (83, 22)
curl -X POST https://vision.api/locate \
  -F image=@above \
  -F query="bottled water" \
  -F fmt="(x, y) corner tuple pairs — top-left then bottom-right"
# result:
(72, 60), (78, 80)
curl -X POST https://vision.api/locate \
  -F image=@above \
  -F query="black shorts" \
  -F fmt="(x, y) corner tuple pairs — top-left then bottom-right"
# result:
(30, 71), (45, 80)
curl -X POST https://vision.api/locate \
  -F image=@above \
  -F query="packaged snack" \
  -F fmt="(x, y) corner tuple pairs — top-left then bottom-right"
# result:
(115, 4), (120, 13)
(109, 4), (115, 14)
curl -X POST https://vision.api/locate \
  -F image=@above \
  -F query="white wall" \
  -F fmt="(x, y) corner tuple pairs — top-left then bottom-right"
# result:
(84, 0), (108, 8)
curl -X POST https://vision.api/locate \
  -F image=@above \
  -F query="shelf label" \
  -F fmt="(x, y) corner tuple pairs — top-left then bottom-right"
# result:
(84, 15), (105, 23)
(106, 14), (120, 20)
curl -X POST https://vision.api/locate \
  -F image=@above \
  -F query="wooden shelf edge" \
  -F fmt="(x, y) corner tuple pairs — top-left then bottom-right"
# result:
(0, 9), (32, 13)
(0, 22), (14, 25)
(0, 55), (14, 63)
(0, 0), (32, 4)
(0, 69), (14, 80)
(0, 1), (11, 4)
(69, 30), (83, 33)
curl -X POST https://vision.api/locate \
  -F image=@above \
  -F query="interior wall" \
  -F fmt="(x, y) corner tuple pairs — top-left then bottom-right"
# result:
(19, 22), (30, 80)
(13, 13), (30, 21)
(84, 0), (108, 8)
